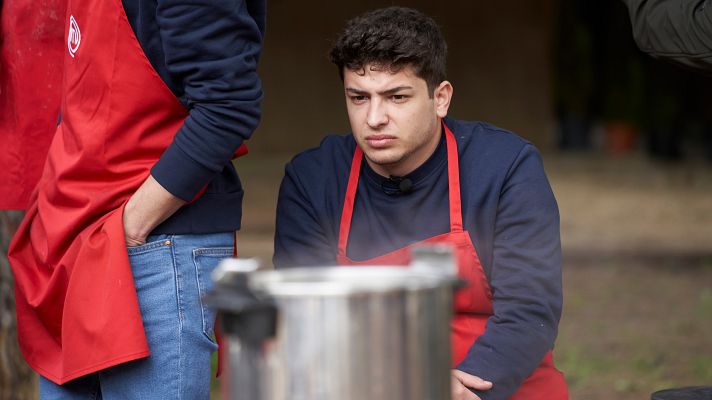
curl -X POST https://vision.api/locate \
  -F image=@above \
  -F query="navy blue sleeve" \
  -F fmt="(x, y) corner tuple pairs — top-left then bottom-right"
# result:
(273, 158), (337, 268)
(150, 0), (265, 201)
(457, 144), (563, 400)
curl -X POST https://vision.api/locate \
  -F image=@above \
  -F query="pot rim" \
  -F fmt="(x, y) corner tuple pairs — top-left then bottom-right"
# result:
(247, 266), (457, 297)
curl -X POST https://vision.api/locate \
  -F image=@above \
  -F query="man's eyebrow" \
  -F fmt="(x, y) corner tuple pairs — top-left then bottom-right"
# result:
(345, 86), (414, 96)
(379, 86), (413, 95)
(345, 87), (369, 95)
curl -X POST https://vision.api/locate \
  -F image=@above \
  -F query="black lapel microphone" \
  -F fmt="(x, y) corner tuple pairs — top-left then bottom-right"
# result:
(382, 176), (413, 195)
(397, 177), (413, 193)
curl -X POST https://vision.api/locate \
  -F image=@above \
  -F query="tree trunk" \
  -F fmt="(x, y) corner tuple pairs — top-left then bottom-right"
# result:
(0, 211), (37, 400)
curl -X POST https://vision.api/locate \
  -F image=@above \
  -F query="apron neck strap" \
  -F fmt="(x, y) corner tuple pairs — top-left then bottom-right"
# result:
(337, 146), (363, 258)
(337, 121), (464, 258)
(444, 123), (464, 232)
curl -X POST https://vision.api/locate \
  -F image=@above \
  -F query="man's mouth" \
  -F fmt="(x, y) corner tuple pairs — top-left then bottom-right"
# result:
(365, 135), (396, 149)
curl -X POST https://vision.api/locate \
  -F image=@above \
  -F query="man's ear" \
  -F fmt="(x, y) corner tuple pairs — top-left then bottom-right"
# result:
(434, 81), (453, 118)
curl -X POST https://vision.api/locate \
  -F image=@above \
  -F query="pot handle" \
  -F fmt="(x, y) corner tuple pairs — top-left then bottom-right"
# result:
(205, 258), (277, 345)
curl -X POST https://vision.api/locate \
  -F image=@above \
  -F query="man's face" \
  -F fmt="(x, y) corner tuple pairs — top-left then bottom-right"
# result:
(343, 65), (452, 177)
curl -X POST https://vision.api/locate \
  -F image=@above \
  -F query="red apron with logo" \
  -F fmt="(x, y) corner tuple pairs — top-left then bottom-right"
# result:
(336, 124), (568, 399)
(7, 0), (245, 384)
(0, 0), (67, 210)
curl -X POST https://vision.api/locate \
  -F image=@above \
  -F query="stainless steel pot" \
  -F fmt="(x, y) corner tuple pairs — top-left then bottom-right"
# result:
(208, 247), (459, 400)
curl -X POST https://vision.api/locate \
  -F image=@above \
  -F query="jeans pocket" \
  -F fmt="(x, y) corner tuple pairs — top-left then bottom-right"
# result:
(193, 247), (233, 340)
(127, 235), (171, 256)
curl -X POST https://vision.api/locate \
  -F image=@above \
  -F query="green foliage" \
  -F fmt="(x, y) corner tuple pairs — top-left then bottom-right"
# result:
(697, 288), (712, 317)
(557, 346), (616, 389)
(692, 357), (712, 382)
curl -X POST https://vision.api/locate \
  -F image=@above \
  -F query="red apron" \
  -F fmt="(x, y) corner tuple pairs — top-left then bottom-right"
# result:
(0, 0), (67, 210)
(336, 124), (568, 399)
(8, 0), (244, 384)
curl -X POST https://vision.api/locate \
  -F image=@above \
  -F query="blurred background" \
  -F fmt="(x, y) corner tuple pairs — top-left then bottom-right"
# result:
(2, 0), (712, 399)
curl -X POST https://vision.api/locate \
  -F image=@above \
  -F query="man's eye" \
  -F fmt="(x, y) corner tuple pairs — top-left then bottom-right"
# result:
(391, 95), (408, 102)
(350, 95), (367, 103)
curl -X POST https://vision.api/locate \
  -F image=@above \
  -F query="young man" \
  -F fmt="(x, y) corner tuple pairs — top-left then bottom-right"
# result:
(9, 0), (264, 398)
(274, 7), (568, 400)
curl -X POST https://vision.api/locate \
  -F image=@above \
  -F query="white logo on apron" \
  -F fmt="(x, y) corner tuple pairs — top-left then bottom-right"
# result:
(67, 15), (81, 58)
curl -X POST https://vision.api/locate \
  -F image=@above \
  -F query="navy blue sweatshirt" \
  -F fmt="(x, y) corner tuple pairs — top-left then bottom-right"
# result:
(121, 0), (265, 234)
(274, 118), (563, 400)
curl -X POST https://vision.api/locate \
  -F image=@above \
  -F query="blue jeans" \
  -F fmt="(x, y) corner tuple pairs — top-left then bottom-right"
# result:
(40, 232), (235, 399)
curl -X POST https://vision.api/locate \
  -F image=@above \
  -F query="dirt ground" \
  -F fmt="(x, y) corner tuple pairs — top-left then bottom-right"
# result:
(230, 150), (712, 400)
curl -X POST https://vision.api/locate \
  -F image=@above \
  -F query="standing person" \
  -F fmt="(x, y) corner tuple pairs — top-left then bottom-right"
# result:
(8, 0), (265, 398)
(273, 7), (567, 400)
(621, 0), (712, 73)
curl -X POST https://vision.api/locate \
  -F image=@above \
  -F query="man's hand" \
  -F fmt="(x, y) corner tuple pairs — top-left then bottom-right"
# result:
(451, 369), (493, 400)
(123, 175), (186, 246)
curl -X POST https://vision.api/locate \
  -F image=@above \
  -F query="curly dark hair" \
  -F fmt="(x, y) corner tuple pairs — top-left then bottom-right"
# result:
(329, 6), (448, 95)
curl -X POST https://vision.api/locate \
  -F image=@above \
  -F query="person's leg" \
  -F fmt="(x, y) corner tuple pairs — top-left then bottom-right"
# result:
(100, 232), (233, 399)
(172, 232), (234, 396)
(39, 374), (101, 400)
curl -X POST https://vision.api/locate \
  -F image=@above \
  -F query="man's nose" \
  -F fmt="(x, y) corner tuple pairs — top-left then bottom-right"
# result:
(366, 99), (388, 128)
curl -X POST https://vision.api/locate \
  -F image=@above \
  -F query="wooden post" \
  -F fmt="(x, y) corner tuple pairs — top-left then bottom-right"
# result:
(0, 211), (37, 400)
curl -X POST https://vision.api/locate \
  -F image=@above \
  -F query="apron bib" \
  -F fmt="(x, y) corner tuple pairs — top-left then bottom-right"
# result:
(336, 124), (568, 399)
(7, 0), (248, 384)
